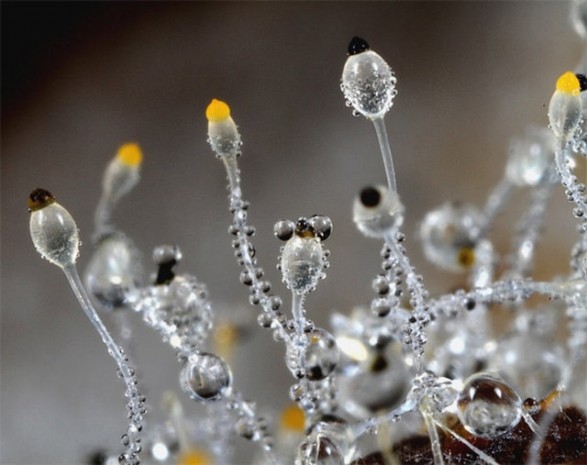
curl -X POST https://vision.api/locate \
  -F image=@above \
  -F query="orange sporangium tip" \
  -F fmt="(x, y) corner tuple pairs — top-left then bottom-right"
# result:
(280, 404), (305, 433)
(177, 448), (211, 465)
(116, 143), (143, 167)
(555, 71), (581, 96)
(206, 99), (231, 122)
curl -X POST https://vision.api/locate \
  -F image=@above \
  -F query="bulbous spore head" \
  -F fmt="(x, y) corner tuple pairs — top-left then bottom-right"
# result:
(29, 189), (80, 268)
(347, 36), (370, 55)
(353, 185), (404, 238)
(457, 372), (522, 439)
(85, 234), (142, 309)
(341, 43), (397, 119)
(180, 352), (232, 402)
(279, 235), (327, 294)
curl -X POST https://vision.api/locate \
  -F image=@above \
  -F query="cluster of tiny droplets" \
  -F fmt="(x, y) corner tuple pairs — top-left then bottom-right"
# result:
(118, 347), (147, 465)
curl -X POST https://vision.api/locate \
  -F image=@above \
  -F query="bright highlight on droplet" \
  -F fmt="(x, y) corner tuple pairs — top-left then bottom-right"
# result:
(206, 99), (231, 122)
(116, 143), (143, 167)
(280, 404), (305, 432)
(555, 71), (581, 95)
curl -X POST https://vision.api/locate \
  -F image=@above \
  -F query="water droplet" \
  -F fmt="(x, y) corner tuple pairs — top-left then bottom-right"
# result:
(85, 234), (142, 309)
(303, 329), (339, 381)
(456, 372), (522, 439)
(505, 126), (554, 186)
(180, 352), (232, 401)
(419, 201), (483, 272)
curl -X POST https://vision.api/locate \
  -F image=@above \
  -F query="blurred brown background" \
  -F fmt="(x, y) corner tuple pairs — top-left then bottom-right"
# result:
(1, 2), (584, 464)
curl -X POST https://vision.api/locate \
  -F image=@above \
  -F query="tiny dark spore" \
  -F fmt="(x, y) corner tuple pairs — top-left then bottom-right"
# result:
(360, 187), (381, 207)
(577, 73), (587, 92)
(28, 187), (55, 212)
(155, 260), (176, 285)
(348, 36), (370, 55)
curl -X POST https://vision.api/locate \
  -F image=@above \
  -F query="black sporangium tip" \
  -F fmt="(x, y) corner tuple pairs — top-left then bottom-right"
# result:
(155, 259), (177, 285)
(28, 187), (55, 212)
(576, 73), (587, 92)
(348, 36), (369, 55)
(360, 186), (381, 207)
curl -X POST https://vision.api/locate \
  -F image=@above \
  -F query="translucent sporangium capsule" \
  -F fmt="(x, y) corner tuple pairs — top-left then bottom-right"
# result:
(353, 185), (404, 238)
(341, 37), (397, 119)
(29, 188), (80, 268)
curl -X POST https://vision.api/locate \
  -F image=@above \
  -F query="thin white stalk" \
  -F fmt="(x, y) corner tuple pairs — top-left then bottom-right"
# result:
(62, 263), (143, 465)
(372, 117), (397, 194)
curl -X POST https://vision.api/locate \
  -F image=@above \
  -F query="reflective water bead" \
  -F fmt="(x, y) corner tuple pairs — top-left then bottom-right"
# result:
(279, 235), (327, 294)
(296, 418), (356, 465)
(353, 185), (404, 238)
(85, 234), (142, 309)
(29, 188), (80, 268)
(505, 126), (555, 186)
(308, 215), (333, 241)
(548, 72), (583, 141)
(274, 219), (296, 241)
(338, 343), (411, 419)
(303, 329), (340, 381)
(341, 38), (397, 119)
(456, 372), (522, 439)
(419, 201), (483, 272)
(180, 352), (232, 401)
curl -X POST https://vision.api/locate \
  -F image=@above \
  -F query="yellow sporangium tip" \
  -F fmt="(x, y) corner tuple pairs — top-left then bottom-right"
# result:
(280, 404), (305, 433)
(555, 71), (581, 96)
(206, 99), (231, 122)
(116, 143), (143, 167)
(177, 448), (211, 465)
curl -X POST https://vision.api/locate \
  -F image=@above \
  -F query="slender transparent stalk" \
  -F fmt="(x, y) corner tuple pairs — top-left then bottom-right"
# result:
(433, 419), (500, 465)
(94, 194), (115, 238)
(504, 166), (556, 279)
(384, 231), (430, 372)
(62, 263), (144, 465)
(421, 408), (445, 465)
(478, 178), (514, 237)
(221, 155), (288, 339)
(372, 117), (397, 194)
(291, 292), (306, 338)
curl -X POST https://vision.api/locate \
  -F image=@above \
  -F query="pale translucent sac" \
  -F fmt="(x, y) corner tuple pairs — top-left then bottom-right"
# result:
(419, 201), (483, 272)
(506, 126), (556, 186)
(85, 234), (142, 309)
(30, 201), (80, 268)
(341, 50), (397, 119)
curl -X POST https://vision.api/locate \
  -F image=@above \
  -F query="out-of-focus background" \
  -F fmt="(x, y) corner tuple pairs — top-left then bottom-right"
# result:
(2, 2), (585, 464)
